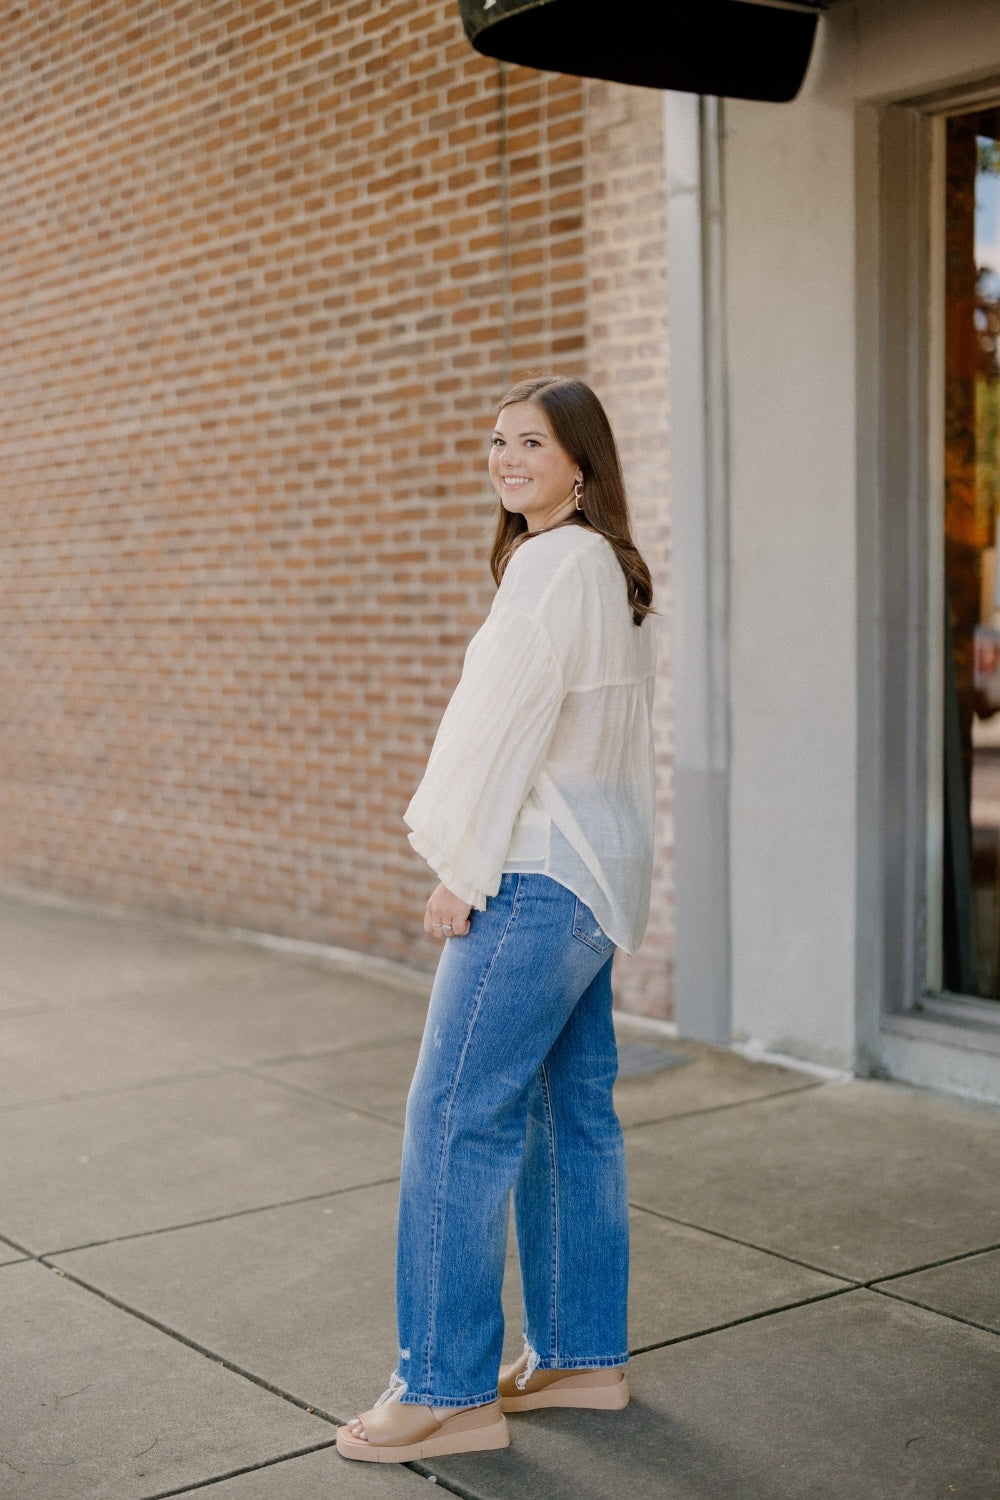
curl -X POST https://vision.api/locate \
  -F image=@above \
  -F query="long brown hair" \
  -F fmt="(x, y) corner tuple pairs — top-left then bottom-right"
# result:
(489, 375), (653, 625)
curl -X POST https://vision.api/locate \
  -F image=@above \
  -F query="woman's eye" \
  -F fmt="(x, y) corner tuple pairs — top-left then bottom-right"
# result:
(491, 436), (504, 448)
(524, 439), (539, 448)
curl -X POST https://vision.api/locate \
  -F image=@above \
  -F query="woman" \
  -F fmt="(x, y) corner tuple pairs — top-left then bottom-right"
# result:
(337, 375), (656, 1464)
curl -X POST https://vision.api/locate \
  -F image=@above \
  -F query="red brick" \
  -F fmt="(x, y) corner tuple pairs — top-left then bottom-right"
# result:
(0, 1), (673, 1019)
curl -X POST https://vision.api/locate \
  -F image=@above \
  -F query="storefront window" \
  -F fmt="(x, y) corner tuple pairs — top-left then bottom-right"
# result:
(942, 106), (1000, 999)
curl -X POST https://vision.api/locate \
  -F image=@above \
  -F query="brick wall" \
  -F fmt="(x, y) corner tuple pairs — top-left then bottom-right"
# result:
(0, 0), (674, 1017)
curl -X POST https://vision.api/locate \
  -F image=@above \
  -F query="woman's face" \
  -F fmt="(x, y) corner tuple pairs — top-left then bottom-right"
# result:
(488, 400), (583, 533)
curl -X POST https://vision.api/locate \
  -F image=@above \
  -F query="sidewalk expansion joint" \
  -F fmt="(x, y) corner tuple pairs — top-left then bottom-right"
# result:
(627, 1201), (865, 1283)
(240, 1034), (424, 1070)
(138, 1441), (339, 1500)
(628, 1284), (857, 1358)
(38, 1260), (344, 1424)
(0, 1231), (34, 1259)
(35, 1174), (402, 1257)
(860, 1240), (1000, 1338)
(865, 1239), (1000, 1286)
(238, 1062), (406, 1130)
(406, 1465), (498, 1499)
(620, 1078), (826, 1132)
(866, 1284), (1000, 1338)
(0, 1066), (232, 1115)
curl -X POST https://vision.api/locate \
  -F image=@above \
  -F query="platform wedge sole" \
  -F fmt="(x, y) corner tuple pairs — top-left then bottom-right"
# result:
(499, 1366), (629, 1413)
(336, 1400), (510, 1464)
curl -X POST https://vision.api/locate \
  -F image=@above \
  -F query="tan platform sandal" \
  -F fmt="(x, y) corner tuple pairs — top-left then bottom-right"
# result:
(498, 1350), (629, 1412)
(336, 1375), (510, 1464)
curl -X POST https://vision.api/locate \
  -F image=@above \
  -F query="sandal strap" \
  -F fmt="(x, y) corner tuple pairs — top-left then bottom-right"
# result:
(372, 1371), (408, 1408)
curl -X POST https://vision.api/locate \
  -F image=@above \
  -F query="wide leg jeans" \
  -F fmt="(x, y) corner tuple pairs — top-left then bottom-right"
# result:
(395, 873), (629, 1407)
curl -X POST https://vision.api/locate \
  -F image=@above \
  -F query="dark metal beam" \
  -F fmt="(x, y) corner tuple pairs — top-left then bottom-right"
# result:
(458, 0), (821, 103)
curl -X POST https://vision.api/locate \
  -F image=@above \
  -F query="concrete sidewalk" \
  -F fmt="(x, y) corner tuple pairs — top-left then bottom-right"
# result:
(1, 884), (999, 1500)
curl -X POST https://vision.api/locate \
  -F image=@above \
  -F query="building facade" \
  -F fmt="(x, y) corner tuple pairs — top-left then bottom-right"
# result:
(0, 1), (673, 1016)
(7, 0), (1000, 1102)
(675, 0), (1000, 1098)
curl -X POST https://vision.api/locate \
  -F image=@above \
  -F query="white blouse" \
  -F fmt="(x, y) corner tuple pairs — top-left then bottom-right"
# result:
(404, 525), (656, 954)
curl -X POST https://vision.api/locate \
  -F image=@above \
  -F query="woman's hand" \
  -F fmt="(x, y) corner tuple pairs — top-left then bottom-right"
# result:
(424, 883), (473, 941)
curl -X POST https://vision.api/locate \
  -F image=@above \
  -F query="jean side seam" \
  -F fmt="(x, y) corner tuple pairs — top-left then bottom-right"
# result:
(421, 876), (524, 1398)
(537, 1059), (560, 1361)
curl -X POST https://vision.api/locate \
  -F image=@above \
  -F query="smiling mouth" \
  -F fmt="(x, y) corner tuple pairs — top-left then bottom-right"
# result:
(502, 476), (530, 486)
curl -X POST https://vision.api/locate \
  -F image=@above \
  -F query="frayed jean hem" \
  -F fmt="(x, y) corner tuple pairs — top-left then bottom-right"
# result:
(398, 1388), (499, 1409)
(531, 1354), (629, 1371)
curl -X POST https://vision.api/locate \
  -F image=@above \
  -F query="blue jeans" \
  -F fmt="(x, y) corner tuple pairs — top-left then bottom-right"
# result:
(395, 873), (629, 1407)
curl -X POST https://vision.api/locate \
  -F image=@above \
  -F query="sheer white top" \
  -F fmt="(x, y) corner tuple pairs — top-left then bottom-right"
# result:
(404, 525), (656, 954)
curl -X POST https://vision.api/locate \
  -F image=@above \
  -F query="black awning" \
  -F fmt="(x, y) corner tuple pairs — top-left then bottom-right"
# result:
(458, 0), (822, 104)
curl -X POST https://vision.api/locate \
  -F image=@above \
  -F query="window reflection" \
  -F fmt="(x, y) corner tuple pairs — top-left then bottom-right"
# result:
(943, 107), (1000, 999)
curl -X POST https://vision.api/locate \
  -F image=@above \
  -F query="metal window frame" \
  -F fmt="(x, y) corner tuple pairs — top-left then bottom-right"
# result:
(859, 78), (1000, 1073)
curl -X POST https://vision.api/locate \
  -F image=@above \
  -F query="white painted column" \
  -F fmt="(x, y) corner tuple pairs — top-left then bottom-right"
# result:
(664, 92), (732, 1043)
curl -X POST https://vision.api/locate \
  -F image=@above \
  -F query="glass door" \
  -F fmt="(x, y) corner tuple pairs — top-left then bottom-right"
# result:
(941, 105), (1000, 1001)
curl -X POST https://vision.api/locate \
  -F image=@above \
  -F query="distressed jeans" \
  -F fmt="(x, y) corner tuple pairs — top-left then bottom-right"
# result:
(395, 873), (629, 1407)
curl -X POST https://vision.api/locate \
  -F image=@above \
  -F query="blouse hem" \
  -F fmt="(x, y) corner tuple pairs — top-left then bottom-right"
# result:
(499, 859), (640, 956)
